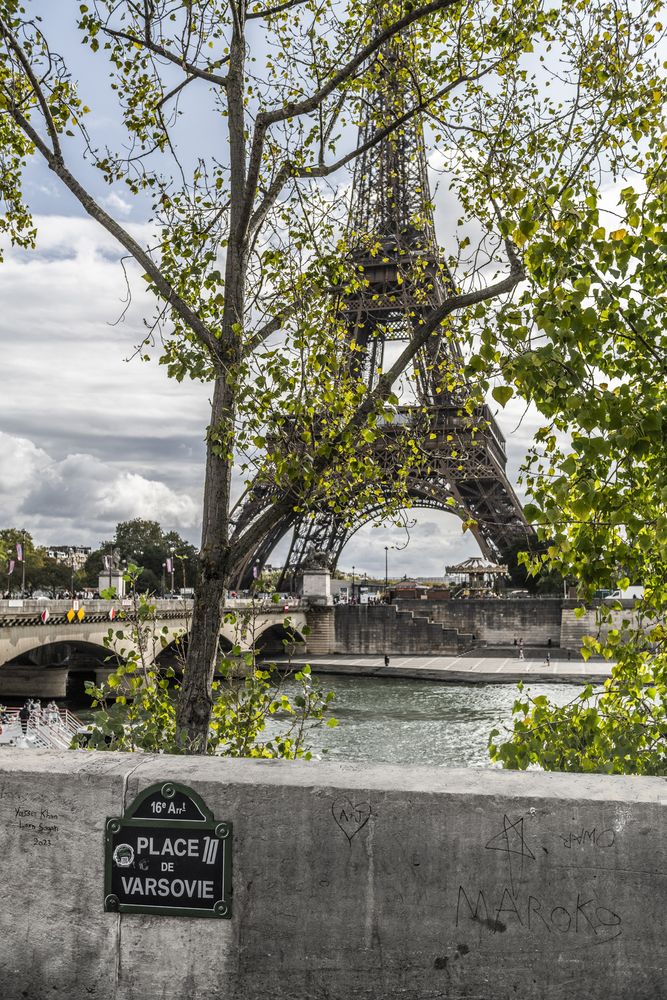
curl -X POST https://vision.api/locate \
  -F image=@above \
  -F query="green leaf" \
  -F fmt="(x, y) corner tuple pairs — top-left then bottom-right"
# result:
(492, 385), (514, 407)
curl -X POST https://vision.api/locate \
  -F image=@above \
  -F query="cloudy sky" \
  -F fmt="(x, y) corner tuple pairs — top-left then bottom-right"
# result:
(0, 6), (549, 579)
(0, 206), (542, 577)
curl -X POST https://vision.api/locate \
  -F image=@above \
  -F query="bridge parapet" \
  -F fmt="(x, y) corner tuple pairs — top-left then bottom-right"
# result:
(0, 598), (305, 628)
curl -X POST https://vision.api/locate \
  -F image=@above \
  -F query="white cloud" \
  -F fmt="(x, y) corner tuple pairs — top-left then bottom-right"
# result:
(0, 431), (199, 545)
(101, 191), (133, 218)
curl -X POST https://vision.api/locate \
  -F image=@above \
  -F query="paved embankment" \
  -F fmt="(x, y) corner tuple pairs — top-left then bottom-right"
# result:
(276, 653), (613, 684)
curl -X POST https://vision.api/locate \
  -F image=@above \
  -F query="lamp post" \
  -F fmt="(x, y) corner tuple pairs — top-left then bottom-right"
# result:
(351, 565), (355, 603)
(384, 546), (388, 591)
(20, 529), (26, 595)
(161, 562), (166, 598)
(170, 548), (175, 594)
(70, 552), (76, 598)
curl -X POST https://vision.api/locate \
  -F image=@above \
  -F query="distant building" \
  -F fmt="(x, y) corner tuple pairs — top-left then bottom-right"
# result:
(46, 545), (92, 570)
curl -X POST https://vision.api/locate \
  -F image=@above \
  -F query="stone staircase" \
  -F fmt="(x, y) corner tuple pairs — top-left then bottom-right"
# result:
(319, 604), (477, 655)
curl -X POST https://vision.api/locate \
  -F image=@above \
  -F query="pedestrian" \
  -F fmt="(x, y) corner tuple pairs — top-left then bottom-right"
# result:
(513, 637), (517, 646)
(18, 702), (30, 735)
(545, 652), (551, 667)
(384, 654), (390, 667)
(518, 639), (525, 661)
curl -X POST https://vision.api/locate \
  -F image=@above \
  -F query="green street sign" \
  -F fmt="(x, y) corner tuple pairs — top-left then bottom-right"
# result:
(104, 781), (232, 919)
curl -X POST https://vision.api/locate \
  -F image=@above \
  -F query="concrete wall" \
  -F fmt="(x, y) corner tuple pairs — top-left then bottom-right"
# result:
(0, 751), (664, 1000)
(333, 604), (467, 654)
(560, 601), (646, 652)
(396, 597), (563, 646)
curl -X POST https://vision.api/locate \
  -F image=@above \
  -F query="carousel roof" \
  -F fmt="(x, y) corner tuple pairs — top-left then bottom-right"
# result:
(445, 556), (508, 575)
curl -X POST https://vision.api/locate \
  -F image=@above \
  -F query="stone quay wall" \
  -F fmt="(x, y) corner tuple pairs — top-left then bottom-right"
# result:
(393, 597), (564, 647)
(333, 604), (467, 654)
(0, 751), (664, 1000)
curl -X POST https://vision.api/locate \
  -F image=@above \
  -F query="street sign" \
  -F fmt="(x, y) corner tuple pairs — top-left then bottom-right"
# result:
(104, 781), (232, 918)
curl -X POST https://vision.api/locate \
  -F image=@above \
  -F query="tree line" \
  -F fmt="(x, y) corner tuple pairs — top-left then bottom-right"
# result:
(0, 520), (197, 597)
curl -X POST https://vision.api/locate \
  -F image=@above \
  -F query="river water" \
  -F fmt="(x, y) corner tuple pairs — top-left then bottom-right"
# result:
(66, 674), (576, 767)
(273, 675), (575, 768)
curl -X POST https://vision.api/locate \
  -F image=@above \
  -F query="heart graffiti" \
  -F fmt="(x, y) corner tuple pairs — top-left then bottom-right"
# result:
(331, 796), (371, 843)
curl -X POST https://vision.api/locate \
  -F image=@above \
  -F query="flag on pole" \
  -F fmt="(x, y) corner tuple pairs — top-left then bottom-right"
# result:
(165, 557), (173, 574)
(16, 542), (23, 562)
(253, 564), (259, 579)
(7, 560), (14, 576)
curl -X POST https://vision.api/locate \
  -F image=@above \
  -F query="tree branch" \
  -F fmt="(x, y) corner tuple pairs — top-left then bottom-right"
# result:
(99, 23), (229, 87)
(231, 258), (525, 558)
(0, 15), (62, 159)
(2, 102), (225, 365)
(247, 0), (311, 20)
(243, 0), (460, 227)
(247, 64), (491, 239)
(245, 313), (284, 352)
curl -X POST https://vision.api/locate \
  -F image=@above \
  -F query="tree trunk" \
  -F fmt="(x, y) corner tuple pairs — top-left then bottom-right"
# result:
(175, 374), (235, 750)
(175, 18), (248, 752)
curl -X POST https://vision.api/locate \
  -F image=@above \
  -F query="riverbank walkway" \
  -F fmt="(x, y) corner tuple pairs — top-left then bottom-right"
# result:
(275, 653), (613, 684)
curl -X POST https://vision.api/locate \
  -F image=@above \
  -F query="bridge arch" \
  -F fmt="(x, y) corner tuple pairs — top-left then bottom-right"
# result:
(2, 637), (118, 670)
(255, 622), (307, 658)
(154, 632), (235, 673)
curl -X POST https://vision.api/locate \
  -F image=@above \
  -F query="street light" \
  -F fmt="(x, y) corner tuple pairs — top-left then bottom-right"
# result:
(170, 547), (175, 594)
(384, 546), (388, 591)
(351, 565), (355, 603)
(20, 528), (26, 595)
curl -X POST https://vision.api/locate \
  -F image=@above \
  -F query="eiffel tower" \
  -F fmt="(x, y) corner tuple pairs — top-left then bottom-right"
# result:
(231, 27), (534, 589)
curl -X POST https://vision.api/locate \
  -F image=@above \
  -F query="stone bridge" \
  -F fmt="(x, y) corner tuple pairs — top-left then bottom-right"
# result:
(0, 599), (308, 698)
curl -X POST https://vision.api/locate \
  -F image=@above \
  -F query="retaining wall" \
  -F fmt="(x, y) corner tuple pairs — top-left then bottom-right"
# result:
(333, 604), (467, 653)
(0, 751), (664, 999)
(395, 597), (564, 646)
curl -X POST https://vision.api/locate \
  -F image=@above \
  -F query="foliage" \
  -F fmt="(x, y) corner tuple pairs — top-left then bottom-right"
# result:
(502, 539), (564, 596)
(490, 628), (667, 776)
(0, 529), (84, 596)
(81, 565), (337, 757)
(1, 0), (665, 748)
(87, 519), (198, 593)
(0, 527), (34, 581)
(483, 132), (667, 773)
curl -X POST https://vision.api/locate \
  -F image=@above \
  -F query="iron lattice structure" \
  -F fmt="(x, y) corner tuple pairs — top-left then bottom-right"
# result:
(232, 32), (534, 589)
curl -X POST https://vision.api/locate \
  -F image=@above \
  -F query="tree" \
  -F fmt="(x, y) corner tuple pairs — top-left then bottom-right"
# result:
(0, 0), (663, 750)
(29, 552), (73, 596)
(84, 565), (337, 757)
(0, 527), (36, 592)
(109, 519), (197, 593)
(85, 520), (199, 593)
(487, 133), (667, 774)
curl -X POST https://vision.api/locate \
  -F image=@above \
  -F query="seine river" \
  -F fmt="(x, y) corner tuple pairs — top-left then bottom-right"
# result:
(270, 675), (574, 768)
(67, 674), (575, 767)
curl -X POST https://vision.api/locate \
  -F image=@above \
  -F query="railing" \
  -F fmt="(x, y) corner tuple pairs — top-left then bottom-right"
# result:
(0, 598), (304, 627)
(0, 707), (85, 749)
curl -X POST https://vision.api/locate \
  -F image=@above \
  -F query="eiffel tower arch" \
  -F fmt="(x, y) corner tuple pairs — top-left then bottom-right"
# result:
(232, 27), (535, 590)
